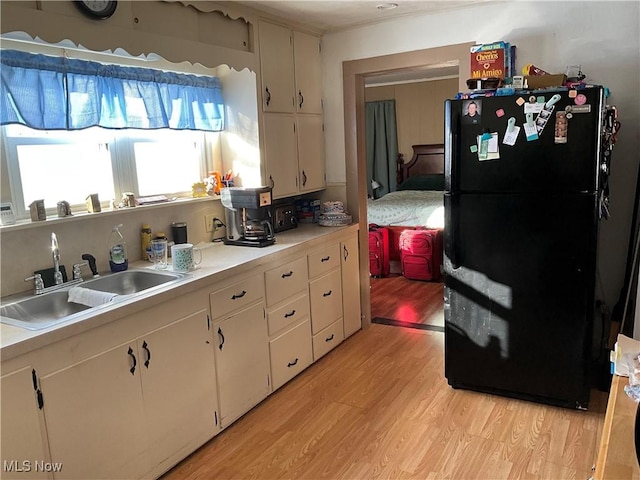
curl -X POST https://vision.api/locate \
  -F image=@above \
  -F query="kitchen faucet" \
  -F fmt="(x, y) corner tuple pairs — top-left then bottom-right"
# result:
(51, 232), (63, 285)
(24, 232), (87, 294)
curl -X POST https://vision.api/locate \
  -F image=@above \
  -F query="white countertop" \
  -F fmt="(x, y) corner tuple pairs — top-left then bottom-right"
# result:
(1, 223), (359, 362)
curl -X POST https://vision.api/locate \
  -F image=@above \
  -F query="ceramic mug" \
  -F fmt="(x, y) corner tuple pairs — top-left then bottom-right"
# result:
(171, 243), (202, 272)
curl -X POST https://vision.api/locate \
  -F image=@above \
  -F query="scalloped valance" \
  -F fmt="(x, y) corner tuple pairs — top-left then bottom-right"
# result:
(1, 49), (225, 131)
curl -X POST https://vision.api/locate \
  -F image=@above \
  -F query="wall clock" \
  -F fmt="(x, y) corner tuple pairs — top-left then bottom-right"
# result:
(74, 1), (118, 20)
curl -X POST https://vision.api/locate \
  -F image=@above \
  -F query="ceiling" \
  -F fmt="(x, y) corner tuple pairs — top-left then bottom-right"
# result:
(236, 0), (494, 33)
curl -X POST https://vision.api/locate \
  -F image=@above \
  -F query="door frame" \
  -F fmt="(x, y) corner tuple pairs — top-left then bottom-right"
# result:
(342, 42), (474, 327)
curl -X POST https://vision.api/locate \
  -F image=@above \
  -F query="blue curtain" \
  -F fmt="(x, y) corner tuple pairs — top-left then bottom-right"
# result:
(365, 100), (398, 199)
(0, 50), (224, 131)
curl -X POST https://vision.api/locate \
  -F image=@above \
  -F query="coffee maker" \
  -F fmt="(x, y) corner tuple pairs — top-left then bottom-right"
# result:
(220, 186), (275, 247)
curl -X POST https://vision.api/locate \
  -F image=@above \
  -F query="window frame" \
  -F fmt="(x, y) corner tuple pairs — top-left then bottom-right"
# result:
(2, 125), (214, 220)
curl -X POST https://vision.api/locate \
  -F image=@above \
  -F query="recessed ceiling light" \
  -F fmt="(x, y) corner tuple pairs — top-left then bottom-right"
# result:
(376, 3), (398, 11)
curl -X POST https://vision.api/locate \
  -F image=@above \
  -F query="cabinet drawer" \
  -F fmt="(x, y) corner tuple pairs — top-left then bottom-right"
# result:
(269, 319), (313, 390)
(312, 319), (344, 361)
(265, 257), (308, 306)
(308, 244), (340, 278)
(210, 274), (264, 320)
(309, 269), (342, 334)
(267, 293), (310, 336)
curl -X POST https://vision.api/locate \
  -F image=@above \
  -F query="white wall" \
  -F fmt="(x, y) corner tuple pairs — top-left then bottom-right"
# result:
(322, 0), (640, 309)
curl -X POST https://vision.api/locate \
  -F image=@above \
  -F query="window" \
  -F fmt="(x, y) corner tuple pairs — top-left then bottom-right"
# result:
(2, 125), (214, 219)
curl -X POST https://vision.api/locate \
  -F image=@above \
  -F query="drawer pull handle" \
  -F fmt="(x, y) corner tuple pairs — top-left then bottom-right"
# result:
(321, 256), (330, 262)
(287, 358), (299, 368)
(284, 310), (296, 318)
(218, 327), (225, 351)
(281, 271), (294, 278)
(231, 290), (247, 300)
(265, 86), (271, 107)
(127, 347), (137, 375)
(343, 245), (349, 261)
(325, 334), (334, 342)
(323, 290), (332, 297)
(142, 341), (151, 369)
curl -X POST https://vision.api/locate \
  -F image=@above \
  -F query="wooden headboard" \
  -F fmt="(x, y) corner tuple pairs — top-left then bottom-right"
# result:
(396, 144), (445, 186)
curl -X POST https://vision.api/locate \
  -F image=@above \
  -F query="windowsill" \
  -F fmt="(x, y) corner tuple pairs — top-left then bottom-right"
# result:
(0, 195), (220, 233)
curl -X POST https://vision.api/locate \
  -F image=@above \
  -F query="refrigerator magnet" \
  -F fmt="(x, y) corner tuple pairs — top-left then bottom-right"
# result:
(462, 100), (482, 124)
(524, 113), (539, 141)
(516, 97), (526, 106)
(554, 111), (568, 144)
(503, 117), (520, 146)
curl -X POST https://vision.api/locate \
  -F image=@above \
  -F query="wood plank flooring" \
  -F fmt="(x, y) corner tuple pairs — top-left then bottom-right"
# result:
(371, 275), (444, 327)
(162, 324), (607, 480)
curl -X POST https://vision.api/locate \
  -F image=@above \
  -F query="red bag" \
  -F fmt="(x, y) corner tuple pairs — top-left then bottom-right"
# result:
(368, 224), (390, 277)
(399, 229), (442, 281)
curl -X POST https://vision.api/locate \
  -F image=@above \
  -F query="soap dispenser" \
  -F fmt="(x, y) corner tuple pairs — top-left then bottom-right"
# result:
(108, 224), (128, 273)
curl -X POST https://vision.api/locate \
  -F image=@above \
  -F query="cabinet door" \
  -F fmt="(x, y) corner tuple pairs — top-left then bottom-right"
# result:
(139, 308), (218, 477)
(297, 115), (326, 193)
(214, 302), (270, 428)
(341, 234), (362, 338)
(1, 367), (51, 480)
(259, 21), (294, 113)
(293, 31), (323, 114)
(263, 114), (299, 199)
(309, 269), (343, 334)
(40, 342), (148, 480)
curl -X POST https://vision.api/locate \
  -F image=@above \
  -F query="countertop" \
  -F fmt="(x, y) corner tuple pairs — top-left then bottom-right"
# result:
(1, 223), (359, 362)
(595, 374), (640, 479)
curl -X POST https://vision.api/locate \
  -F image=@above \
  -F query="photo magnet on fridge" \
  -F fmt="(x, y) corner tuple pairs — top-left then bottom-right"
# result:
(463, 100), (482, 124)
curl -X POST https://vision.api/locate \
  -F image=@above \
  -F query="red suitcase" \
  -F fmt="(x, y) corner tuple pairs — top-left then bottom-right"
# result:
(368, 224), (390, 277)
(399, 229), (442, 281)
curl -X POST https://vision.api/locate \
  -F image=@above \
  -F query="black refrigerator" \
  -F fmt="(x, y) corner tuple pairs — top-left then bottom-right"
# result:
(444, 86), (607, 409)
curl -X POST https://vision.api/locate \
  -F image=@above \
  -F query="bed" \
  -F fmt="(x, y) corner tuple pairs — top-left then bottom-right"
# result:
(367, 144), (445, 268)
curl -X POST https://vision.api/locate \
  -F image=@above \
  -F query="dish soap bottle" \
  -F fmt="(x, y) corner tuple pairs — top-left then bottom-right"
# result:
(108, 224), (128, 273)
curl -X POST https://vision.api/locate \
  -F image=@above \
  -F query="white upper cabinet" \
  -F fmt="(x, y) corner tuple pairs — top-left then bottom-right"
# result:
(293, 30), (323, 114)
(259, 21), (323, 115)
(259, 21), (295, 113)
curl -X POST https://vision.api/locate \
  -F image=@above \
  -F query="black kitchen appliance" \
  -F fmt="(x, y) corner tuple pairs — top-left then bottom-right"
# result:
(444, 86), (617, 409)
(272, 203), (298, 233)
(220, 186), (275, 247)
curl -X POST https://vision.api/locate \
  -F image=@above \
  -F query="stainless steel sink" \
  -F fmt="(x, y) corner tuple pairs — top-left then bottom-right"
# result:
(1, 269), (187, 330)
(82, 269), (185, 295)
(1, 290), (93, 330)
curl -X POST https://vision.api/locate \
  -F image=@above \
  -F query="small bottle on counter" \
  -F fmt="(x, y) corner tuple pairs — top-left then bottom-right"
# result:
(141, 224), (152, 262)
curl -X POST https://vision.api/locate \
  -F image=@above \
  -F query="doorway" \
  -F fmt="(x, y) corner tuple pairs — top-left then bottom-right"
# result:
(342, 42), (474, 327)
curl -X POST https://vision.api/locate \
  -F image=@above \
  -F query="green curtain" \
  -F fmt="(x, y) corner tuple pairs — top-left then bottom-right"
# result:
(365, 100), (398, 199)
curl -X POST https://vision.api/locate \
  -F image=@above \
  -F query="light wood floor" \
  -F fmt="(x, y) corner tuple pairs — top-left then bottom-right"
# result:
(371, 275), (444, 327)
(162, 324), (608, 480)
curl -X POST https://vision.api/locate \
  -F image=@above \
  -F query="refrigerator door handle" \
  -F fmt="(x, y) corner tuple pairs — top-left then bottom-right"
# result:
(444, 194), (460, 270)
(444, 100), (458, 192)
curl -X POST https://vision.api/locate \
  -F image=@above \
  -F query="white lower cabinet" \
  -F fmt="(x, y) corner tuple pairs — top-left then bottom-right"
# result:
(38, 298), (218, 480)
(1, 367), (52, 480)
(312, 319), (345, 361)
(269, 319), (313, 390)
(341, 232), (362, 338)
(212, 301), (270, 428)
(308, 243), (345, 360)
(41, 340), (149, 480)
